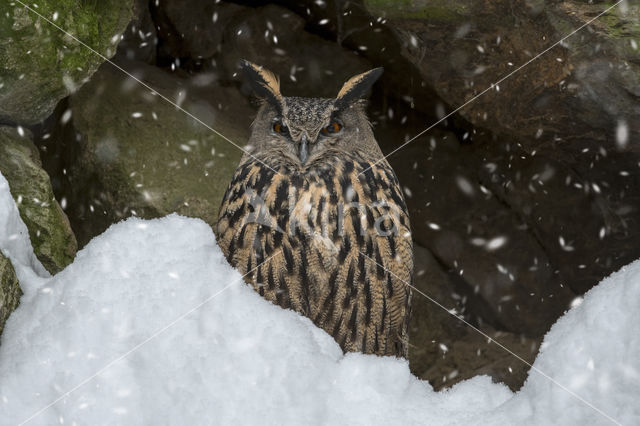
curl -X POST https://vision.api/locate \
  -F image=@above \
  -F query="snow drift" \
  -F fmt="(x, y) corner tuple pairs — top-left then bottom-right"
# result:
(0, 171), (638, 425)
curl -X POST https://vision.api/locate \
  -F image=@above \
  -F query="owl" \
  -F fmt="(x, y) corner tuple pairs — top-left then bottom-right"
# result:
(216, 61), (413, 357)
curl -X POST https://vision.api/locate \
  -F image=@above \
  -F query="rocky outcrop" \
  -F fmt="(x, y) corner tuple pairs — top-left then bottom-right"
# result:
(216, 4), (373, 97)
(151, 0), (246, 65)
(474, 136), (640, 295)
(0, 0), (134, 124)
(0, 127), (77, 274)
(57, 59), (250, 246)
(363, 0), (640, 154)
(153, 3), (373, 97)
(0, 252), (21, 339)
(409, 243), (540, 390)
(116, 0), (158, 64)
(393, 129), (577, 336)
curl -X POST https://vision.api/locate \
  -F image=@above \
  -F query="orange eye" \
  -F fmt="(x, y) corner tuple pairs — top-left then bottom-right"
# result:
(321, 121), (343, 135)
(273, 121), (287, 134)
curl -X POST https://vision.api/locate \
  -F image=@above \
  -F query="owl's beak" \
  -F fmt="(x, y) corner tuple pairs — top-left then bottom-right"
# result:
(299, 135), (309, 164)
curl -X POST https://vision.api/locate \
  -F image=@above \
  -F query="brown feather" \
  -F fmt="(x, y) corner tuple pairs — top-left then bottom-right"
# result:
(244, 60), (282, 101)
(217, 152), (412, 357)
(335, 68), (383, 107)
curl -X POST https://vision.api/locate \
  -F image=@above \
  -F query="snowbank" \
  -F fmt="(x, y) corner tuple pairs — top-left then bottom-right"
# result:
(0, 171), (637, 425)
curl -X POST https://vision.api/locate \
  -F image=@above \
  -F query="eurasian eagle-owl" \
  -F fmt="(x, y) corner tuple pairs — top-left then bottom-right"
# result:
(217, 61), (413, 357)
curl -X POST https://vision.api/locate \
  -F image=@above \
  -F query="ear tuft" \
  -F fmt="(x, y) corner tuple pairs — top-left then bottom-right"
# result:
(335, 67), (383, 110)
(241, 60), (283, 112)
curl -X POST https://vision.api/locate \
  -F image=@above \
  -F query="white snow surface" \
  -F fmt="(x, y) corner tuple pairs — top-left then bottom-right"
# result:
(0, 171), (638, 425)
(0, 175), (49, 279)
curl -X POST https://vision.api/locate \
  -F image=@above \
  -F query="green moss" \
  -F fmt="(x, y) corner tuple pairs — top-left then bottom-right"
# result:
(598, 6), (640, 40)
(364, 0), (469, 22)
(547, 3), (640, 59)
(0, 252), (22, 339)
(0, 0), (134, 124)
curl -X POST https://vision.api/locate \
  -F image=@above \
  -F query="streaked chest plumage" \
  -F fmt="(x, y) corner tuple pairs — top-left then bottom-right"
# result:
(217, 152), (413, 356)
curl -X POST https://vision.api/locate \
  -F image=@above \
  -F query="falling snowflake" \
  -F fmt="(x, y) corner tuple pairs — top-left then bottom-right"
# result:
(616, 120), (629, 149)
(486, 236), (507, 251)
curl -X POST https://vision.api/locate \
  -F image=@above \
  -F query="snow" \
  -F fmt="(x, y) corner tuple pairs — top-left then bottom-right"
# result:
(0, 174), (49, 279)
(616, 120), (629, 149)
(0, 170), (638, 425)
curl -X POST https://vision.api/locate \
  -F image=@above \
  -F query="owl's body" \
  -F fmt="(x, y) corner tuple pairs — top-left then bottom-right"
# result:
(217, 63), (413, 357)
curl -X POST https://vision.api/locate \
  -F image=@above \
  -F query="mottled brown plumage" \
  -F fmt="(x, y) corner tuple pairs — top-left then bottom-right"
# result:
(217, 62), (413, 357)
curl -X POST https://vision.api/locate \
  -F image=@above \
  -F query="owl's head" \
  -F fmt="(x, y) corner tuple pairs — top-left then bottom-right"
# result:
(242, 61), (384, 166)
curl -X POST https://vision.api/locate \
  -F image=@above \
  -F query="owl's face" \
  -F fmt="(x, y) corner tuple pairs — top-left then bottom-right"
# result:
(242, 62), (384, 167)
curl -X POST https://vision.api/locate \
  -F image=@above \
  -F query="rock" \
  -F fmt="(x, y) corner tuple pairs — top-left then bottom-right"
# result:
(0, 126), (77, 274)
(384, 124), (576, 336)
(271, 0), (446, 116)
(0, 0), (135, 125)
(152, 0), (246, 65)
(364, 0), (640, 153)
(116, 0), (158, 64)
(60, 59), (250, 246)
(408, 242), (471, 377)
(0, 252), (21, 340)
(429, 327), (540, 392)
(476, 137), (640, 294)
(217, 4), (373, 98)
(408, 243), (539, 391)
(153, 1), (373, 97)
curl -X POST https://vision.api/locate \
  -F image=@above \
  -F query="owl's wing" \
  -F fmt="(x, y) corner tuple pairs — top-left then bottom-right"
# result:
(328, 159), (413, 356)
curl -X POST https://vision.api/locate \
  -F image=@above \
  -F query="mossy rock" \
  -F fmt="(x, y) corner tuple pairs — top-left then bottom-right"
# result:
(0, 252), (21, 340)
(362, 0), (640, 149)
(64, 60), (248, 246)
(0, 126), (77, 274)
(0, 0), (134, 124)
(364, 0), (469, 22)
